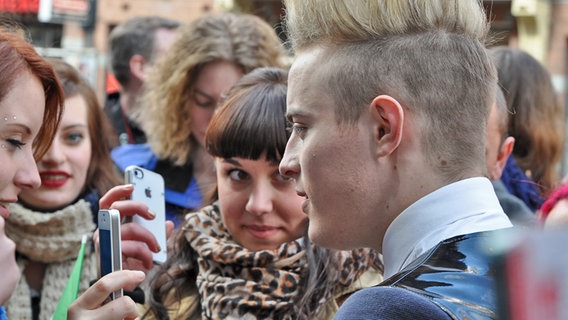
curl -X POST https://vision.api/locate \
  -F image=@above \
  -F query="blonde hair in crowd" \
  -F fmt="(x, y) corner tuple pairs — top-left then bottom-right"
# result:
(136, 13), (285, 165)
(284, 0), (490, 49)
(283, 0), (497, 181)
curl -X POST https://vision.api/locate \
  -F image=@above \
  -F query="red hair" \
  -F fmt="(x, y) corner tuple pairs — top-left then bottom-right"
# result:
(0, 29), (64, 159)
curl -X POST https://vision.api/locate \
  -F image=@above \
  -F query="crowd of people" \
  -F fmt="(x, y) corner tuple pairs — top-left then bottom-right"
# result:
(0, 0), (567, 319)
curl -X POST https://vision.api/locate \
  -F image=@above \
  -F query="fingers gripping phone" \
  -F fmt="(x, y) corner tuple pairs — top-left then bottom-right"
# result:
(125, 165), (167, 264)
(98, 209), (123, 300)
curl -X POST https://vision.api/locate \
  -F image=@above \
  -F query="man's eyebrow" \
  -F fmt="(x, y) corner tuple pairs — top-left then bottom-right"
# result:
(286, 108), (311, 122)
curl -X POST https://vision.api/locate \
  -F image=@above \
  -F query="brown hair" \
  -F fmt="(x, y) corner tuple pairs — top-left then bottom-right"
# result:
(0, 29), (63, 160)
(48, 58), (121, 194)
(206, 67), (290, 162)
(490, 46), (565, 192)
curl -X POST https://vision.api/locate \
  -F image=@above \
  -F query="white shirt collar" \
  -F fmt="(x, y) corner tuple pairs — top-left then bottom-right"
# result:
(382, 177), (512, 279)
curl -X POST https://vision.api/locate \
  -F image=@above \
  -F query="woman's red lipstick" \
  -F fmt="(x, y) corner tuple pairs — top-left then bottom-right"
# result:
(40, 171), (70, 188)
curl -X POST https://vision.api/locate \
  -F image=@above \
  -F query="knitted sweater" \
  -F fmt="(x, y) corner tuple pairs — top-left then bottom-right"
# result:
(4, 197), (98, 320)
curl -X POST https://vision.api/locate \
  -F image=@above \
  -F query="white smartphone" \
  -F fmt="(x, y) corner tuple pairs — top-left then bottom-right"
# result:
(124, 165), (167, 264)
(98, 209), (123, 300)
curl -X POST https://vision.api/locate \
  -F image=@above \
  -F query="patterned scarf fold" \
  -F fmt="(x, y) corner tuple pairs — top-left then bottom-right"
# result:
(183, 202), (381, 319)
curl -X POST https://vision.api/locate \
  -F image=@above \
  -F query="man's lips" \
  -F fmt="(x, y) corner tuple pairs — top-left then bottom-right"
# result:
(301, 198), (310, 214)
(295, 190), (309, 213)
(40, 171), (71, 188)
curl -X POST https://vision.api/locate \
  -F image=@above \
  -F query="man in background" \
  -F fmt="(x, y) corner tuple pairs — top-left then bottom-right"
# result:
(105, 16), (179, 146)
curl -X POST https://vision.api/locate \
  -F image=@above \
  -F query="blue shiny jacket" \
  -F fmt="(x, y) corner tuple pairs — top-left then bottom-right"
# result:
(381, 231), (504, 319)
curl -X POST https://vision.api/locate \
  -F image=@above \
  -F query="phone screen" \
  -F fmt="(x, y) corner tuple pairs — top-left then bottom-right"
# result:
(99, 228), (112, 277)
(98, 209), (123, 300)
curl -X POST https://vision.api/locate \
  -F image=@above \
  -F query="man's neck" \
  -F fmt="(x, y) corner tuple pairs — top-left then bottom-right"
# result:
(119, 79), (143, 116)
(119, 90), (140, 117)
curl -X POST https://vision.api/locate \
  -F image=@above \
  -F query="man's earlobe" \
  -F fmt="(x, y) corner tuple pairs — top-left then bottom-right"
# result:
(494, 136), (515, 179)
(129, 54), (147, 80)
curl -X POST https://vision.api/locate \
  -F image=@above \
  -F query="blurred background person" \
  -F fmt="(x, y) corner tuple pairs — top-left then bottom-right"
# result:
(105, 16), (180, 146)
(486, 86), (535, 226)
(490, 46), (565, 212)
(112, 12), (286, 226)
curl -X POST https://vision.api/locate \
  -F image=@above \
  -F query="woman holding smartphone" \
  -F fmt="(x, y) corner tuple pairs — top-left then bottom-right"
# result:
(2, 58), (128, 319)
(0, 27), (64, 317)
(0, 29), (146, 319)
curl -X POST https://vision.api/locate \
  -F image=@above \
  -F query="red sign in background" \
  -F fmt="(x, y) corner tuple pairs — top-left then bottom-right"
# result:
(0, 0), (39, 13)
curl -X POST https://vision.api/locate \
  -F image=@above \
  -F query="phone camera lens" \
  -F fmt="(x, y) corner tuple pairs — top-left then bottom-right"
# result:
(134, 168), (144, 179)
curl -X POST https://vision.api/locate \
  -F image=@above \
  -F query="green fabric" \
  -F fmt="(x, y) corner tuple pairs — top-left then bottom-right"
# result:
(51, 235), (87, 320)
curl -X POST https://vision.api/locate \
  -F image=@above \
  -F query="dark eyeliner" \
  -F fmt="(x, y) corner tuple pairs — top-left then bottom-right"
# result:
(6, 139), (25, 149)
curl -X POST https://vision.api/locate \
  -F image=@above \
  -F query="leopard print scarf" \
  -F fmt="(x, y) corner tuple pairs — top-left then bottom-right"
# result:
(184, 202), (382, 319)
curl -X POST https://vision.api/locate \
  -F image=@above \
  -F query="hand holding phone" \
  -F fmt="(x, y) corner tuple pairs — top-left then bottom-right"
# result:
(98, 209), (123, 300)
(125, 165), (167, 264)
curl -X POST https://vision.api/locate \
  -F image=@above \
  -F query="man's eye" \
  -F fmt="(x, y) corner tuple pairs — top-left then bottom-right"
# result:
(292, 124), (306, 135)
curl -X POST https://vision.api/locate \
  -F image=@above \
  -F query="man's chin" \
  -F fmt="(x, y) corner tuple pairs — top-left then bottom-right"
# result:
(308, 222), (346, 250)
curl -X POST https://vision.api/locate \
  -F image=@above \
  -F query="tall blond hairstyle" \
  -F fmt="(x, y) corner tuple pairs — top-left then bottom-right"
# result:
(135, 12), (286, 166)
(283, 0), (497, 181)
(284, 0), (489, 50)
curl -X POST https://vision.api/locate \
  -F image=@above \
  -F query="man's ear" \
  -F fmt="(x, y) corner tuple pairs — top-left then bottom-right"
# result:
(493, 136), (515, 179)
(369, 95), (404, 157)
(129, 54), (147, 82)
